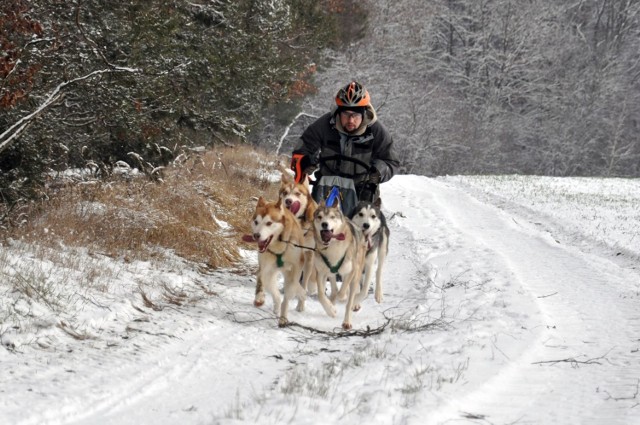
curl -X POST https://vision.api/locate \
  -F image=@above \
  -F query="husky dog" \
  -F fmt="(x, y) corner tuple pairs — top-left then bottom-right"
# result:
(350, 200), (389, 304)
(245, 197), (306, 327)
(312, 202), (367, 330)
(277, 168), (318, 302)
(278, 166), (316, 226)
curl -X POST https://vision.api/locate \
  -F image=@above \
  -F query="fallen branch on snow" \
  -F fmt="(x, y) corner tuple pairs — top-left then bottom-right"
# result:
(283, 318), (391, 339)
(532, 350), (611, 367)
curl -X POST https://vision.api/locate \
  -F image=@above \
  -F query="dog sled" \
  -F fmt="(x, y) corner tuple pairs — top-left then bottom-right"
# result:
(311, 155), (379, 217)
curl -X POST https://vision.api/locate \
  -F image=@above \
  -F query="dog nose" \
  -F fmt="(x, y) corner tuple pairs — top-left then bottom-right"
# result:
(285, 199), (292, 206)
(363, 223), (370, 229)
(253, 233), (260, 240)
(321, 222), (328, 230)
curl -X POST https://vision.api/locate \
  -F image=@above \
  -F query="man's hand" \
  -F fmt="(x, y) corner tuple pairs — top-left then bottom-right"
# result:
(368, 167), (381, 183)
(291, 154), (314, 183)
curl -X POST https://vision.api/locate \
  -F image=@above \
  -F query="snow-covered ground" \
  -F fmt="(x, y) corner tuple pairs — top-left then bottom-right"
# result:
(1, 175), (639, 425)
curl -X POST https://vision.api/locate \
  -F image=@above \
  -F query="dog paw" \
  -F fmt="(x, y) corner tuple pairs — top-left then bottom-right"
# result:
(296, 302), (305, 312)
(342, 322), (352, 330)
(278, 317), (288, 328)
(325, 306), (337, 318)
(352, 304), (361, 312)
(253, 299), (265, 307)
(375, 293), (383, 304)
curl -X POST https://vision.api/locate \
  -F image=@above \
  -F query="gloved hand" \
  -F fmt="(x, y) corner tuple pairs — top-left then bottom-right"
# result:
(291, 153), (314, 183)
(303, 166), (317, 179)
(367, 167), (381, 184)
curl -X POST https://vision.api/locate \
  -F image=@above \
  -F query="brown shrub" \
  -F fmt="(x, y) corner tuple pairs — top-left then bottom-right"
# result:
(4, 145), (283, 269)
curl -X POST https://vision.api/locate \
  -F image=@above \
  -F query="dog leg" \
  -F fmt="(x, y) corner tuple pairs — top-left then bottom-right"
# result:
(355, 258), (375, 307)
(281, 273), (304, 327)
(375, 249), (387, 304)
(334, 277), (350, 302)
(301, 252), (317, 296)
(314, 272), (337, 318)
(262, 271), (281, 318)
(254, 275), (265, 307)
(294, 267), (307, 312)
(328, 275), (338, 302)
(342, 273), (360, 330)
(295, 284), (306, 312)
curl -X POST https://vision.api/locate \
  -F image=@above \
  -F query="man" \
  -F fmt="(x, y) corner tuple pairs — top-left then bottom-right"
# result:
(291, 81), (399, 204)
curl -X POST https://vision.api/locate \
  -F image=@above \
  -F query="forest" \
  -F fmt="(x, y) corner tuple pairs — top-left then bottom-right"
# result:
(1, 0), (639, 220)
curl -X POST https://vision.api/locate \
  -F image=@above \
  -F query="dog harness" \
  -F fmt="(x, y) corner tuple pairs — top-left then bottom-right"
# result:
(366, 229), (381, 254)
(268, 248), (285, 268)
(319, 252), (346, 274)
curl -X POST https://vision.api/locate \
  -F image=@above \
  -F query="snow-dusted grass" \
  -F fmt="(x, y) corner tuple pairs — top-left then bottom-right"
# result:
(446, 175), (640, 261)
(0, 146), (281, 353)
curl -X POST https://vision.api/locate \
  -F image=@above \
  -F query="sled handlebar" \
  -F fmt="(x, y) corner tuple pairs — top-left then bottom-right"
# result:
(315, 154), (376, 178)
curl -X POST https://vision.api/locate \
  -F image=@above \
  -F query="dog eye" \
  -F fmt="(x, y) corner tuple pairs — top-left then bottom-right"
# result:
(266, 221), (272, 226)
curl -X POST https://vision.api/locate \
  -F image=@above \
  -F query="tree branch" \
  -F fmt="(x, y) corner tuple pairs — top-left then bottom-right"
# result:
(532, 351), (611, 367)
(0, 67), (140, 155)
(283, 318), (391, 339)
(276, 111), (318, 155)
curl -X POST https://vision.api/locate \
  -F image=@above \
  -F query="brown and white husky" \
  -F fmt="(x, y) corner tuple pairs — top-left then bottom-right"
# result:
(245, 196), (306, 327)
(277, 168), (319, 304)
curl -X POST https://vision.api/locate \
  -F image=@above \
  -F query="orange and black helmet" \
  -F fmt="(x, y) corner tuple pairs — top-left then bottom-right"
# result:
(335, 81), (370, 108)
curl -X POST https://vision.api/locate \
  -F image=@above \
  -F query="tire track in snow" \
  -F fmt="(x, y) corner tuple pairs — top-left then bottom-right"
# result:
(392, 177), (640, 425)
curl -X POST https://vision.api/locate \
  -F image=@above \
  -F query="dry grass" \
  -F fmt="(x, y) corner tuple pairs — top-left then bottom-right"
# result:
(2, 145), (283, 269)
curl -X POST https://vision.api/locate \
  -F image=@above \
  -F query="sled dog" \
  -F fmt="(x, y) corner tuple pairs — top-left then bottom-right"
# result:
(350, 200), (389, 304)
(245, 196), (306, 326)
(277, 168), (319, 301)
(313, 202), (367, 329)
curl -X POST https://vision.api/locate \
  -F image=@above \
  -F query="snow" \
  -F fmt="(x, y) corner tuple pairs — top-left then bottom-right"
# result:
(1, 175), (639, 425)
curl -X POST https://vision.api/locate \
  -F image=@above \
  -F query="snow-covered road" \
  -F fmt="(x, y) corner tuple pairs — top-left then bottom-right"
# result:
(388, 177), (640, 424)
(2, 175), (639, 425)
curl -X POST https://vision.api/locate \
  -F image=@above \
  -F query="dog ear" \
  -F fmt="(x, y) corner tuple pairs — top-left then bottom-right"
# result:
(257, 196), (266, 207)
(305, 202), (316, 223)
(277, 163), (294, 182)
(373, 197), (382, 209)
(280, 169), (294, 184)
(302, 175), (311, 190)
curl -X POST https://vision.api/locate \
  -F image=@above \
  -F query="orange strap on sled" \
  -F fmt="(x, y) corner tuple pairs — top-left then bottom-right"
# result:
(291, 153), (305, 184)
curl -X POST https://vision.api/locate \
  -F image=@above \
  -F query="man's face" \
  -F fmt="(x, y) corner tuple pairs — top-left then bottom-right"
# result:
(339, 110), (363, 133)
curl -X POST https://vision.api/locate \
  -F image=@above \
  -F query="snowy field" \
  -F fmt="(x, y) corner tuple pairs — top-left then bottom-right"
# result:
(1, 174), (639, 425)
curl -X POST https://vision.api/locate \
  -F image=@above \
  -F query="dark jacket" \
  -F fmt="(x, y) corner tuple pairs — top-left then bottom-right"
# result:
(293, 104), (399, 188)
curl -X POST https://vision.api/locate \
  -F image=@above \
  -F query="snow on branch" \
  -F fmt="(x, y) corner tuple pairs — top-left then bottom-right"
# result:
(0, 67), (141, 155)
(276, 111), (318, 155)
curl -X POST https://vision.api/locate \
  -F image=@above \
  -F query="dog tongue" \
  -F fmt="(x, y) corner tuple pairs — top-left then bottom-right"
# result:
(320, 231), (345, 243)
(258, 240), (269, 252)
(320, 230), (333, 243)
(241, 234), (255, 243)
(289, 201), (301, 215)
